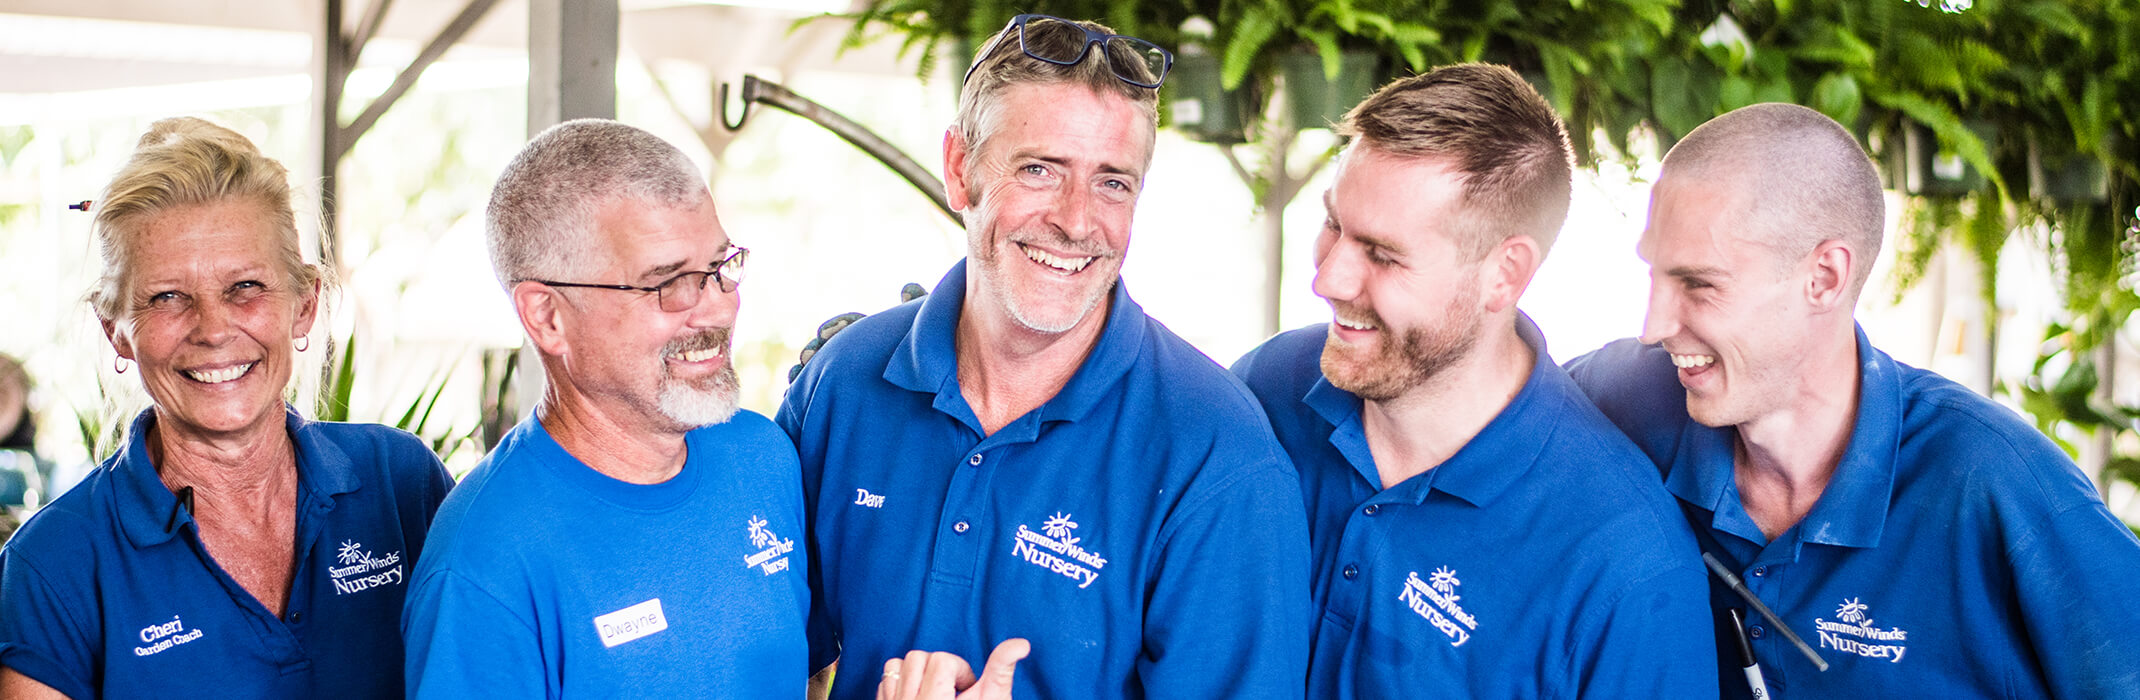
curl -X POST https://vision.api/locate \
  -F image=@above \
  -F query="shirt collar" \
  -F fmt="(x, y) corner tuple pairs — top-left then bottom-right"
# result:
(1662, 325), (1900, 550)
(116, 405), (359, 548)
(1306, 312), (1563, 507)
(883, 259), (1146, 435)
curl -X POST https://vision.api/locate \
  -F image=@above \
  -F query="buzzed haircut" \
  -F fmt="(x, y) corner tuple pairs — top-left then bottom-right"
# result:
(1660, 103), (1886, 294)
(1338, 62), (1576, 258)
(954, 17), (1160, 170)
(485, 119), (708, 288)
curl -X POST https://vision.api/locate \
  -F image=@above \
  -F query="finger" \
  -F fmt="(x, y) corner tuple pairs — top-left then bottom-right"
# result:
(878, 658), (903, 700)
(898, 650), (932, 700)
(967, 638), (1030, 700)
(920, 650), (975, 697)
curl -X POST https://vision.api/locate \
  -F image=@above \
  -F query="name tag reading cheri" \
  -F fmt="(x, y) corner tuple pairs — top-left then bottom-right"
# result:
(593, 598), (669, 648)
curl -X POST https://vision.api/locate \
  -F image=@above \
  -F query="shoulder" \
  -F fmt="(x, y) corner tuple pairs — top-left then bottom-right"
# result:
(692, 410), (800, 471)
(1561, 338), (1691, 460)
(1229, 325), (1327, 399)
(1131, 318), (1285, 439)
(802, 299), (921, 376)
(299, 419), (451, 489)
(1888, 360), (2098, 508)
(3, 468), (120, 569)
(1535, 379), (1699, 560)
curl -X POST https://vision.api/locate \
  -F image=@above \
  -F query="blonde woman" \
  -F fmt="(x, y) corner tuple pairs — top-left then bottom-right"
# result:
(0, 118), (452, 698)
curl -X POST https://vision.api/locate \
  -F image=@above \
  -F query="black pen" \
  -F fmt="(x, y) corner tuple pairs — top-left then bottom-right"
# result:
(1702, 552), (1830, 671)
(1728, 608), (1771, 700)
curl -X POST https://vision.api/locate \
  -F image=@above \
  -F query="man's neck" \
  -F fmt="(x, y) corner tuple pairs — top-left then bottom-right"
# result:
(1732, 330), (1862, 540)
(955, 297), (1110, 437)
(538, 389), (690, 485)
(1360, 324), (1534, 490)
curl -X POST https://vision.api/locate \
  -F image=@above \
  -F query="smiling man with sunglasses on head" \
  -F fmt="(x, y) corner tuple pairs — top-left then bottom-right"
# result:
(402, 120), (813, 697)
(780, 15), (1312, 700)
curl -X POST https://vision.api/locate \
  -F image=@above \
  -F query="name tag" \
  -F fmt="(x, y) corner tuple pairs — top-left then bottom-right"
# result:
(593, 598), (668, 648)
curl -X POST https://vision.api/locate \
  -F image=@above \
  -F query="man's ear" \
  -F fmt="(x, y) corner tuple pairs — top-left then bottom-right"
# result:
(513, 281), (571, 358)
(943, 128), (974, 212)
(1480, 234), (1543, 314)
(1805, 239), (1854, 312)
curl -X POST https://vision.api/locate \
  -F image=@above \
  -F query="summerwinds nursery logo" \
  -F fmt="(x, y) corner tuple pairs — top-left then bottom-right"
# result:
(329, 540), (404, 595)
(1814, 597), (1910, 663)
(744, 516), (794, 575)
(1011, 512), (1109, 589)
(1399, 566), (1479, 647)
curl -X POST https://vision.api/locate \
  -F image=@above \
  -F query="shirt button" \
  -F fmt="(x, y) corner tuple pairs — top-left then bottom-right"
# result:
(1752, 566), (1767, 577)
(289, 611), (303, 623)
(1342, 564), (1359, 580)
(1749, 625), (1765, 639)
(968, 454), (984, 466)
(953, 520), (970, 534)
(1363, 504), (1380, 516)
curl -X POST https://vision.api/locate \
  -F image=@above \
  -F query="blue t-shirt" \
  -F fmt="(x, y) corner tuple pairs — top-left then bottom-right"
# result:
(779, 260), (1313, 700)
(402, 410), (809, 699)
(1232, 317), (1717, 699)
(0, 407), (452, 699)
(1566, 329), (2140, 698)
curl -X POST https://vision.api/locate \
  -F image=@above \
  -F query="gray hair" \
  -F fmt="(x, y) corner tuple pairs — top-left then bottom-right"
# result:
(485, 119), (708, 288)
(953, 17), (1160, 179)
(88, 117), (319, 322)
(1660, 103), (1886, 294)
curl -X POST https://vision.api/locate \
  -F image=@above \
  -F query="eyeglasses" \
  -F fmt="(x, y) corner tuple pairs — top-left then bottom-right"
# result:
(520, 246), (748, 313)
(964, 14), (1174, 90)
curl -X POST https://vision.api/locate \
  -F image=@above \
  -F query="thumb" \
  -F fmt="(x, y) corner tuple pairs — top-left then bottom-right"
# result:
(963, 638), (1029, 700)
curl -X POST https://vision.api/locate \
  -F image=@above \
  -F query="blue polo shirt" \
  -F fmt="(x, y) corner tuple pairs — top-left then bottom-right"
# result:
(402, 409), (809, 698)
(779, 260), (1313, 700)
(0, 407), (451, 699)
(1566, 328), (2140, 698)
(1231, 316), (1717, 699)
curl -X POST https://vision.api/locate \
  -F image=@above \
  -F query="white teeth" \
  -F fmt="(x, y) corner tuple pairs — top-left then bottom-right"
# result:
(1670, 353), (1716, 369)
(1334, 316), (1377, 331)
(1020, 244), (1094, 273)
(183, 363), (253, 384)
(670, 347), (721, 363)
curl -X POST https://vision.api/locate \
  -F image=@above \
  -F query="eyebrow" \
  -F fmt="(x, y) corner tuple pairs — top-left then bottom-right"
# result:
(1010, 149), (1143, 179)
(636, 260), (690, 284)
(1664, 264), (1731, 281)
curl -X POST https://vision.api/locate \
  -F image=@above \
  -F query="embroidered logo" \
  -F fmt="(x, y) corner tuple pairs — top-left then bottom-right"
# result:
(1814, 597), (1909, 663)
(593, 598), (669, 648)
(328, 540), (404, 595)
(1399, 567), (1478, 647)
(853, 488), (886, 508)
(743, 516), (794, 575)
(134, 614), (204, 656)
(1011, 512), (1108, 589)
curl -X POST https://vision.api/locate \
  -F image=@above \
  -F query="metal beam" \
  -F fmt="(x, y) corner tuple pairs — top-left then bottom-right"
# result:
(315, 0), (351, 275)
(527, 0), (619, 134)
(337, 0), (501, 155)
(345, 0), (396, 64)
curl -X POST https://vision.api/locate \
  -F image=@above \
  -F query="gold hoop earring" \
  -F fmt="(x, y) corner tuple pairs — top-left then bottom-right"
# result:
(295, 336), (310, 352)
(114, 356), (131, 374)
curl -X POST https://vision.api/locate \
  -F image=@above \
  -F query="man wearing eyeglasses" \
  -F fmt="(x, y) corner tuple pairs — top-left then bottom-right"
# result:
(402, 120), (811, 697)
(1567, 104), (2140, 698)
(780, 15), (1312, 700)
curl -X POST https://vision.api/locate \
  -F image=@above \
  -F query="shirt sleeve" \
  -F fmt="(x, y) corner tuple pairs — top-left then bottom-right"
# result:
(1571, 564), (1720, 698)
(2010, 503), (2140, 697)
(1139, 464), (1312, 700)
(0, 549), (96, 700)
(402, 568), (551, 699)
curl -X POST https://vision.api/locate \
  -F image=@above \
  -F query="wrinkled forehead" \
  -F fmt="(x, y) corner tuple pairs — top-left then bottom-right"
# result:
(585, 194), (725, 275)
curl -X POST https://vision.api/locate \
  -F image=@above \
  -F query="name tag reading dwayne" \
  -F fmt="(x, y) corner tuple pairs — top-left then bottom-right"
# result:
(593, 598), (669, 648)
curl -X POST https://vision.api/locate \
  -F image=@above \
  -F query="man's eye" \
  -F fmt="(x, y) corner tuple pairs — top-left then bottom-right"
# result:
(1022, 164), (1048, 176)
(1366, 247), (1397, 266)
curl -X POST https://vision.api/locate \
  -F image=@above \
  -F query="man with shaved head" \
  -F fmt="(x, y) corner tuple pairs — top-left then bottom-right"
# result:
(1569, 103), (2140, 698)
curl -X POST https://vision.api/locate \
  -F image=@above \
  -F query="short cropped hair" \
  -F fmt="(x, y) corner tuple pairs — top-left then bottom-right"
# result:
(1338, 63), (1576, 258)
(953, 17), (1160, 170)
(485, 119), (708, 288)
(88, 117), (318, 322)
(1659, 103), (1886, 293)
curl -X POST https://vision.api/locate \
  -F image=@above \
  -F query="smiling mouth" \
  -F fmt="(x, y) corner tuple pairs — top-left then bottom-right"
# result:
(1334, 315), (1378, 332)
(183, 362), (256, 384)
(1017, 243), (1097, 274)
(668, 346), (723, 363)
(1669, 353), (1717, 369)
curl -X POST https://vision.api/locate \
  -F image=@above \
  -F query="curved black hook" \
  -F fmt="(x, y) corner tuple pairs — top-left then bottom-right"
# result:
(719, 75), (762, 132)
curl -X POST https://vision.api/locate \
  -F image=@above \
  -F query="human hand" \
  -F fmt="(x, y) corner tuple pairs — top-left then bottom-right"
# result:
(788, 283), (928, 383)
(875, 638), (1029, 700)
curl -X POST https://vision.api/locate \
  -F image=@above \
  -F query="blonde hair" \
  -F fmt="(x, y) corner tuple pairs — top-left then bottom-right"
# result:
(88, 117), (319, 322)
(1338, 63), (1575, 258)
